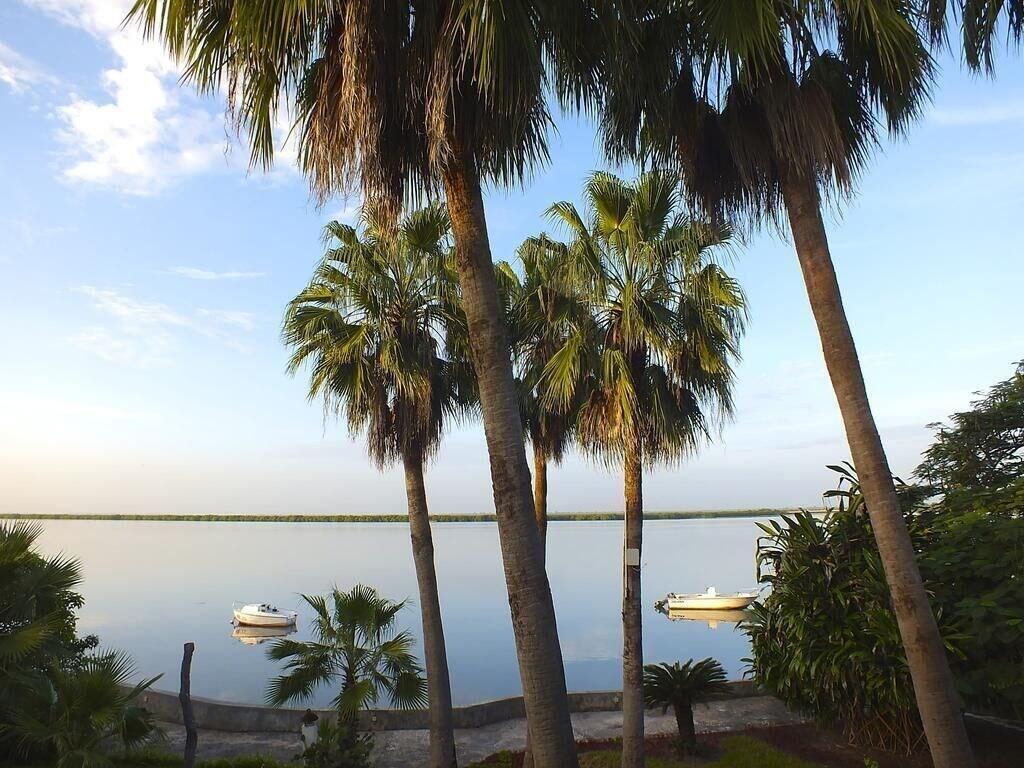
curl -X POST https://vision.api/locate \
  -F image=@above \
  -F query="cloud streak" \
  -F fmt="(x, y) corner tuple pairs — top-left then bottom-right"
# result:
(930, 101), (1024, 126)
(0, 40), (57, 92)
(168, 267), (266, 281)
(70, 286), (255, 366)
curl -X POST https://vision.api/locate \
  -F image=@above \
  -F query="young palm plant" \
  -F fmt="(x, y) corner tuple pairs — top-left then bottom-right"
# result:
(594, 4), (975, 765)
(266, 585), (427, 723)
(128, 4), (593, 759)
(540, 171), (746, 768)
(283, 205), (468, 768)
(643, 658), (730, 753)
(1, 650), (160, 768)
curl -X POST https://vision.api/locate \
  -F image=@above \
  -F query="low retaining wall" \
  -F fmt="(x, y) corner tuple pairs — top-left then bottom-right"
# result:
(138, 681), (757, 733)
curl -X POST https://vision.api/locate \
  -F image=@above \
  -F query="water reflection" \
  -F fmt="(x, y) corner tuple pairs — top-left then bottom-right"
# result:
(658, 606), (751, 630)
(231, 624), (297, 646)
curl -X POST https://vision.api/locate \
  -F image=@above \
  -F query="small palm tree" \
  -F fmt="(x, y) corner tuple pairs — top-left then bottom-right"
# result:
(1, 650), (160, 768)
(266, 585), (427, 725)
(283, 205), (468, 768)
(540, 171), (746, 768)
(643, 659), (729, 753)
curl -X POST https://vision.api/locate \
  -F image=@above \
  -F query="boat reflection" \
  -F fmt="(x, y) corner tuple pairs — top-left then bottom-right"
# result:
(231, 623), (297, 646)
(657, 606), (750, 630)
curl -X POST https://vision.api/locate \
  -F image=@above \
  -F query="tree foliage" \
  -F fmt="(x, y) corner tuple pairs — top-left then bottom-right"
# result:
(535, 170), (746, 465)
(642, 658), (729, 751)
(283, 204), (474, 467)
(265, 584), (427, 719)
(916, 362), (1024, 491)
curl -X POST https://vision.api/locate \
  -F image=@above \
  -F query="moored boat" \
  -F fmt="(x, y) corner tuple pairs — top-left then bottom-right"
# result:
(232, 602), (298, 628)
(231, 624), (296, 645)
(660, 586), (758, 611)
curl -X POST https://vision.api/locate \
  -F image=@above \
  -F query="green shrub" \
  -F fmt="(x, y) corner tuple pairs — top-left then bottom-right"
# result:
(747, 464), (1024, 753)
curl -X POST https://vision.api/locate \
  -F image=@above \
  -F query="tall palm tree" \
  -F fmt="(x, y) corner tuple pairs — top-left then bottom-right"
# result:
(540, 171), (746, 768)
(128, 5), (587, 761)
(594, 4), (976, 766)
(266, 585), (427, 720)
(283, 205), (468, 768)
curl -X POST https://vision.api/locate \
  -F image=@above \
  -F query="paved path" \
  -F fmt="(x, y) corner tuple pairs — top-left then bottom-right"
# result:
(156, 696), (805, 766)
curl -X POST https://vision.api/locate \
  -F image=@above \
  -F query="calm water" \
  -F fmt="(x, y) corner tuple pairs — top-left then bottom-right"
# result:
(36, 518), (768, 707)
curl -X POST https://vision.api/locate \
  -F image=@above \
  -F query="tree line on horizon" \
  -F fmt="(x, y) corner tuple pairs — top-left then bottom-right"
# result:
(127, 2), (1023, 768)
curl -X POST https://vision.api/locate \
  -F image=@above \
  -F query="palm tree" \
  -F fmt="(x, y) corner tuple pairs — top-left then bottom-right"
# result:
(540, 171), (746, 768)
(922, 1), (1024, 71)
(128, 5), (586, 761)
(1, 650), (160, 768)
(283, 205), (468, 768)
(594, 4), (976, 766)
(643, 658), (729, 753)
(267, 585), (427, 724)
(497, 244), (589, 550)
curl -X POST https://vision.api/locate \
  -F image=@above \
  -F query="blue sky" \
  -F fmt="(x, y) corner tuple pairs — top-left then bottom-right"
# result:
(1, 0), (1021, 516)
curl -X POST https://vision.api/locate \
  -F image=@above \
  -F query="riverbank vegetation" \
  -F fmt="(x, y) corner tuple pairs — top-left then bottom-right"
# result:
(748, 365), (1024, 753)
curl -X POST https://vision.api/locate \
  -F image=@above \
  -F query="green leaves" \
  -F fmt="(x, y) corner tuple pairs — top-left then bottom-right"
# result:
(283, 204), (473, 469)
(265, 585), (427, 717)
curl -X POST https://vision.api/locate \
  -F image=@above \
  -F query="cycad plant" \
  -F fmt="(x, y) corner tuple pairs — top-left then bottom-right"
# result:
(1, 650), (160, 768)
(266, 585), (427, 721)
(643, 658), (730, 753)
(539, 171), (745, 768)
(129, 4), (594, 760)
(283, 205), (469, 768)
(594, 4), (975, 765)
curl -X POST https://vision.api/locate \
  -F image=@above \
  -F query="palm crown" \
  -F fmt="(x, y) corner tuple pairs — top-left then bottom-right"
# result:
(266, 585), (427, 717)
(283, 205), (474, 467)
(538, 171), (746, 464)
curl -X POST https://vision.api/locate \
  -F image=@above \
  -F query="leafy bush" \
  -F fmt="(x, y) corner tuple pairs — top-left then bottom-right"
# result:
(747, 464), (1024, 753)
(300, 720), (372, 768)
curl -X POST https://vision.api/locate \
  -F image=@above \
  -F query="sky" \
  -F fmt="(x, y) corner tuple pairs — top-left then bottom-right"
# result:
(0, 1), (1021, 517)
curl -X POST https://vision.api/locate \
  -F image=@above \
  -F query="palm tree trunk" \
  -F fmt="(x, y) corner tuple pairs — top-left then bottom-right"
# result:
(402, 447), (458, 768)
(780, 169), (975, 768)
(533, 442), (549, 555)
(672, 702), (696, 752)
(440, 142), (578, 768)
(622, 440), (645, 768)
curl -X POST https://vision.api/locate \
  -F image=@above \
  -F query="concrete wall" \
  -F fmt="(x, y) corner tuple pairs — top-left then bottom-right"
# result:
(138, 681), (757, 734)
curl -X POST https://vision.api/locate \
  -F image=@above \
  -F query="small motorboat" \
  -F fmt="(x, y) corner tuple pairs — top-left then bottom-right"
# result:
(661, 586), (758, 611)
(231, 624), (296, 646)
(232, 602), (298, 628)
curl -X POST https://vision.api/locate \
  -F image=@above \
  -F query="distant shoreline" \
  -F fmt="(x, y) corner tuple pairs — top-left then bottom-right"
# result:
(0, 508), (819, 523)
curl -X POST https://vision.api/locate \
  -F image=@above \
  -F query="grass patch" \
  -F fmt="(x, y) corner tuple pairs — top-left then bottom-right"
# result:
(109, 753), (293, 768)
(467, 736), (824, 768)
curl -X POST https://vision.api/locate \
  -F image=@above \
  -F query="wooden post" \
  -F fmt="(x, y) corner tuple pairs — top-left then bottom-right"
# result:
(180, 642), (198, 768)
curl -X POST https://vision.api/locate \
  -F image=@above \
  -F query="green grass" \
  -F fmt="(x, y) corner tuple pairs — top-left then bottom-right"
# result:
(0, 509), (808, 524)
(108, 753), (293, 768)
(467, 737), (823, 768)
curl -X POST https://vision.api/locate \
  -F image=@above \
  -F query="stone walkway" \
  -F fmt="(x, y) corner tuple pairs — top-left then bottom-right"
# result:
(156, 696), (805, 767)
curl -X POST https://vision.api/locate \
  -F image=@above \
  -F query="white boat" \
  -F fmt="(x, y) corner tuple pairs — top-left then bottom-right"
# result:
(662, 586), (758, 611)
(232, 602), (298, 628)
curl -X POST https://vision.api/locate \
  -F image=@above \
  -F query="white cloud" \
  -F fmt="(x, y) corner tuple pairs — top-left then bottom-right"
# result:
(930, 101), (1024, 126)
(70, 285), (255, 366)
(0, 40), (57, 92)
(168, 267), (266, 281)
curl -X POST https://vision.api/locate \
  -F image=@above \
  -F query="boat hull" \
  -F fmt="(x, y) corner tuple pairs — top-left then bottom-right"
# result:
(233, 609), (297, 628)
(665, 594), (756, 610)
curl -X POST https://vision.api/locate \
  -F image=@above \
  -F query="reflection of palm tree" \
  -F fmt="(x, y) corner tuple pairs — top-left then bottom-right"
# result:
(266, 585), (426, 724)
(595, 5), (973, 765)
(284, 205), (467, 767)
(540, 171), (745, 767)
